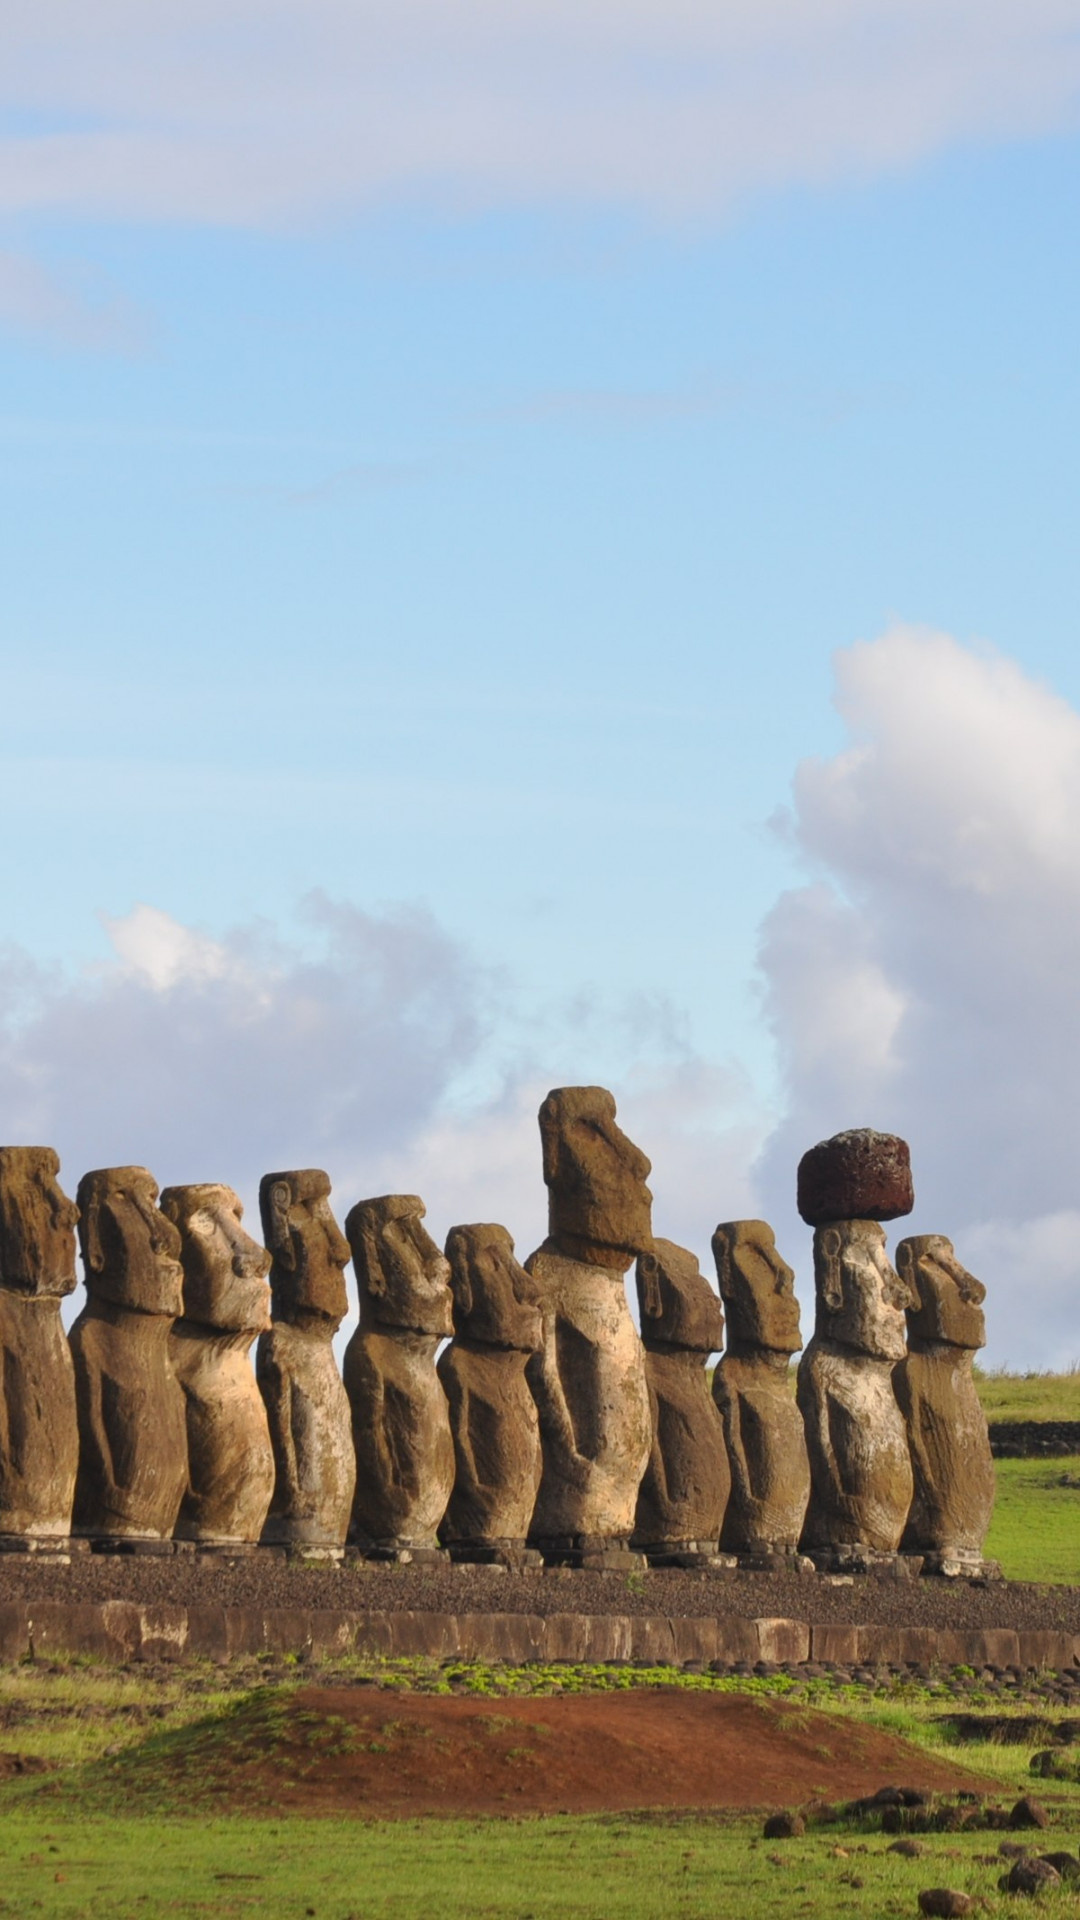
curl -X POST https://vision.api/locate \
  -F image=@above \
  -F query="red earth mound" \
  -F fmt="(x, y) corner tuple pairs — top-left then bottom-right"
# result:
(184, 1687), (994, 1818)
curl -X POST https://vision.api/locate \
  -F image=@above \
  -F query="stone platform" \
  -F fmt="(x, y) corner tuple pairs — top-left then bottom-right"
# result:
(0, 1558), (1077, 1672)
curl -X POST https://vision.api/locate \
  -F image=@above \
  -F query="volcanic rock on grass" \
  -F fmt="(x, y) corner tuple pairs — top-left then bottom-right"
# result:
(797, 1130), (913, 1227)
(1010, 1796), (1050, 1829)
(1000, 1857), (1060, 1893)
(918, 1892), (974, 1918)
(763, 1811), (805, 1838)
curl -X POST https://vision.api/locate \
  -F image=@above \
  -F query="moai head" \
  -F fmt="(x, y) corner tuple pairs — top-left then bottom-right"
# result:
(539, 1085), (653, 1271)
(444, 1223), (542, 1352)
(160, 1183), (272, 1335)
(896, 1234), (987, 1352)
(812, 1218), (917, 1361)
(346, 1194), (453, 1337)
(711, 1218), (802, 1355)
(0, 1146), (79, 1298)
(635, 1237), (724, 1353)
(76, 1166), (184, 1316)
(259, 1169), (350, 1326)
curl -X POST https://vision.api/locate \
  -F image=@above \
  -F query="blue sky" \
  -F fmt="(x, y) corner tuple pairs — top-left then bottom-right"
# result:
(2, 2), (1080, 1362)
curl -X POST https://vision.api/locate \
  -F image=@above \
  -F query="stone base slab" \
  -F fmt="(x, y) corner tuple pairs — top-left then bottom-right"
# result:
(0, 1602), (1074, 1673)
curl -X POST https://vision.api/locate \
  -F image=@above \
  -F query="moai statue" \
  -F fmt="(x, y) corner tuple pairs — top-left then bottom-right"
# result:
(0, 1148), (81, 1549)
(161, 1183), (275, 1549)
(343, 1194), (455, 1560)
(711, 1219), (810, 1564)
(438, 1223), (543, 1566)
(70, 1167), (188, 1547)
(256, 1169), (356, 1556)
(525, 1086), (653, 1568)
(795, 1130), (918, 1570)
(894, 1234), (996, 1575)
(631, 1238), (729, 1566)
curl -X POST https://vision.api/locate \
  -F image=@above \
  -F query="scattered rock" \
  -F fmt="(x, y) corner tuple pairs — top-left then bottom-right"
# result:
(1010, 1797), (1050, 1830)
(999, 1857), (1061, 1894)
(1039, 1852), (1080, 1879)
(888, 1839), (927, 1858)
(917, 1891), (974, 1918)
(763, 1811), (805, 1839)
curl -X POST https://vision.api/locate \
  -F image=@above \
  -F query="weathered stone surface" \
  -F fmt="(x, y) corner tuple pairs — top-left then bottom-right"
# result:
(161, 1184), (275, 1546)
(917, 1890), (973, 1918)
(1001, 1857), (1059, 1893)
(895, 1235), (995, 1566)
(526, 1088), (653, 1554)
(438, 1223), (543, 1553)
(70, 1168), (188, 1542)
(712, 1219), (810, 1556)
(797, 1220), (916, 1558)
(344, 1195), (454, 1552)
(0, 1147), (80, 1538)
(764, 1811), (805, 1838)
(632, 1238), (729, 1555)
(797, 1129), (914, 1227)
(256, 1170), (355, 1550)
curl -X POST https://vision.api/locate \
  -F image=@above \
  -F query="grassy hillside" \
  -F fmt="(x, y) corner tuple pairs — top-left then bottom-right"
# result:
(974, 1368), (1080, 1422)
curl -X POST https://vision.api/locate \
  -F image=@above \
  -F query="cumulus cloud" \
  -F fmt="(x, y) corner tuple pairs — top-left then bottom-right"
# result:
(756, 625), (1080, 1367)
(0, 891), (758, 1340)
(0, 892), (484, 1218)
(0, 1), (1077, 227)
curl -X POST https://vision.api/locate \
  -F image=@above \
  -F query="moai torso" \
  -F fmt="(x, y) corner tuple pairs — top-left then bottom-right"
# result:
(0, 1148), (80, 1537)
(162, 1183), (274, 1545)
(711, 1219), (809, 1556)
(438, 1223), (542, 1550)
(255, 1170), (356, 1549)
(525, 1087), (653, 1549)
(344, 1195), (455, 1551)
(70, 1167), (188, 1540)
(894, 1235), (995, 1563)
(796, 1218), (916, 1556)
(632, 1238), (728, 1554)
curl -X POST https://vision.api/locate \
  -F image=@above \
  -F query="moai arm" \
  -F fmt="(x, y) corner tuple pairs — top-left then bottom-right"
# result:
(75, 1337), (116, 1510)
(527, 1313), (591, 1493)
(260, 1347), (304, 1514)
(796, 1357), (842, 1519)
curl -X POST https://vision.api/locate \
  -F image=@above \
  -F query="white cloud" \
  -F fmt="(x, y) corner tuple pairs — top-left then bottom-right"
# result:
(0, 2), (1076, 227)
(757, 624), (1080, 1367)
(0, 246), (146, 349)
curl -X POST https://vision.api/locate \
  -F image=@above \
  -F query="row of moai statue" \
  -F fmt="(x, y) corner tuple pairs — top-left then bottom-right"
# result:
(0, 1099), (995, 1575)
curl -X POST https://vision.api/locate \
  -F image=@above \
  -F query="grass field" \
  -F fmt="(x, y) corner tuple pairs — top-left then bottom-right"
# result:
(985, 1457), (1080, 1583)
(975, 1368), (1080, 1422)
(0, 1662), (1077, 1918)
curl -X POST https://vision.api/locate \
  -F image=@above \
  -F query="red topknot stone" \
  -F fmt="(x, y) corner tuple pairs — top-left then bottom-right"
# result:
(796, 1128), (914, 1227)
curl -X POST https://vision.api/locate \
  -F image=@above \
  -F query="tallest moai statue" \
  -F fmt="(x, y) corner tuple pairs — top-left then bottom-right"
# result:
(795, 1129), (918, 1571)
(525, 1086), (653, 1568)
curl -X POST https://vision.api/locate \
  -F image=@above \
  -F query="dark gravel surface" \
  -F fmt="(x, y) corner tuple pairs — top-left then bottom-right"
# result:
(1, 1555), (1079, 1630)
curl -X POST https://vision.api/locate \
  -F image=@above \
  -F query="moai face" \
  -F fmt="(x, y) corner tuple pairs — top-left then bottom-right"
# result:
(0, 1146), (79, 1298)
(813, 1218), (917, 1361)
(635, 1237), (725, 1353)
(259, 1169), (351, 1325)
(896, 1234), (987, 1352)
(76, 1166), (184, 1317)
(160, 1183), (272, 1334)
(539, 1085), (653, 1270)
(347, 1194), (453, 1337)
(712, 1219), (802, 1355)
(444, 1223), (542, 1352)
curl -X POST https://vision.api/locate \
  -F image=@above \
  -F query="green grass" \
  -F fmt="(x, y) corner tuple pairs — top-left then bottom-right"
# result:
(984, 1456), (1080, 1584)
(0, 1662), (1078, 1916)
(975, 1368), (1080, 1422)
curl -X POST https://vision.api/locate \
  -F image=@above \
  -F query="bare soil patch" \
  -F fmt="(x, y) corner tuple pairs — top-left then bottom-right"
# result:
(160, 1687), (994, 1818)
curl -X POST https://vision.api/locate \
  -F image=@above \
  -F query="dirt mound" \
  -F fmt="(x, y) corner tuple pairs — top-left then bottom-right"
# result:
(125, 1687), (994, 1818)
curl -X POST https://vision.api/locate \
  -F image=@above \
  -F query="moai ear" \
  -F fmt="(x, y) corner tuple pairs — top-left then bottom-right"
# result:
(638, 1252), (663, 1320)
(710, 1225), (732, 1295)
(81, 1192), (106, 1275)
(268, 1182), (296, 1272)
(363, 1219), (388, 1297)
(820, 1226), (844, 1313)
